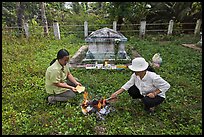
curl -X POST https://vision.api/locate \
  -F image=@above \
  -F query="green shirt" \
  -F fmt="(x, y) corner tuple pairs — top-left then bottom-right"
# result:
(45, 60), (70, 94)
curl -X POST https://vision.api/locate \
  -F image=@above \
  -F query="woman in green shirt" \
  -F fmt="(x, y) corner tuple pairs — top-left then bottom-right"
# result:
(45, 49), (82, 104)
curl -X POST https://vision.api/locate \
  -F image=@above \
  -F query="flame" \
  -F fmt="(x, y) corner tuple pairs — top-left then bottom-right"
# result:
(96, 98), (107, 110)
(81, 92), (89, 114)
(81, 92), (108, 114)
(81, 92), (89, 110)
(81, 99), (88, 107)
(97, 101), (102, 109)
(83, 91), (88, 100)
(81, 106), (88, 114)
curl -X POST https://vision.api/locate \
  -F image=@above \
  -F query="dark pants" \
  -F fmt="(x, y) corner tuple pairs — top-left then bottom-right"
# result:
(128, 85), (165, 110)
(48, 78), (77, 102)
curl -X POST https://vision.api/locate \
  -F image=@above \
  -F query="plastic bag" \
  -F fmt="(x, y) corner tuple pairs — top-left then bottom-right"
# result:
(152, 53), (162, 67)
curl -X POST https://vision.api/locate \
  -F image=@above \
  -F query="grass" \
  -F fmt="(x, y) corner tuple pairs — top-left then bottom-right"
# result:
(2, 34), (202, 135)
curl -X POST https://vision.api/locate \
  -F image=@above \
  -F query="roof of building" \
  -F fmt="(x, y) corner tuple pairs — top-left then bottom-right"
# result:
(85, 27), (127, 42)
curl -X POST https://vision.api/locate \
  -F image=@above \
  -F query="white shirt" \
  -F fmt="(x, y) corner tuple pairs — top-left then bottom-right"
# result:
(121, 71), (170, 98)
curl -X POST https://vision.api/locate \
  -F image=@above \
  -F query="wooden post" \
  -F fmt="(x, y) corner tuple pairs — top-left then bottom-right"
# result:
(113, 21), (117, 31)
(84, 21), (88, 38)
(167, 20), (174, 35)
(16, 2), (24, 37)
(40, 2), (49, 36)
(53, 21), (60, 40)
(197, 32), (202, 47)
(23, 23), (29, 38)
(194, 19), (201, 35)
(139, 20), (146, 38)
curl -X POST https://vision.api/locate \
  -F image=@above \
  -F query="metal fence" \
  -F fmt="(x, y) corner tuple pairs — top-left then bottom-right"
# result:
(2, 19), (202, 39)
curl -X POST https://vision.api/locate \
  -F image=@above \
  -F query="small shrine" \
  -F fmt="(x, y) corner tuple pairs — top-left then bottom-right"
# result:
(82, 27), (130, 62)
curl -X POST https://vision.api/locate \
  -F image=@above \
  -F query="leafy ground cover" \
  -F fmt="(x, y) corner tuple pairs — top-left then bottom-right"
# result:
(2, 34), (202, 135)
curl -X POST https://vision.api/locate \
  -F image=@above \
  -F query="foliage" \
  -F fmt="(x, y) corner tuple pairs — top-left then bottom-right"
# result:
(2, 34), (202, 135)
(2, 2), (202, 28)
(2, 2), (17, 26)
(146, 2), (202, 23)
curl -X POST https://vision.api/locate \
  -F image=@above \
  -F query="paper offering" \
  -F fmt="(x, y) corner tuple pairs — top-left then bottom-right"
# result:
(76, 85), (85, 93)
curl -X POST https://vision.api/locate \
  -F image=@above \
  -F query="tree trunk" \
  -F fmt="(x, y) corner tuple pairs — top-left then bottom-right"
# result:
(117, 16), (123, 31)
(16, 2), (24, 37)
(40, 2), (49, 36)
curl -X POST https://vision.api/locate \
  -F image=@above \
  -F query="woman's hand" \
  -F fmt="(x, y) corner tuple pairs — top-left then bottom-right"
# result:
(71, 86), (77, 92)
(107, 93), (118, 102)
(75, 81), (82, 86)
(146, 92), (155, 98)
(110, 93), (117, 99)
(110, 88), (124, 100)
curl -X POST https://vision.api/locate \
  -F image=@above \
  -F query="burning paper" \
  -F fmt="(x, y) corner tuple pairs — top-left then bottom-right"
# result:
(80, 92), (115, 120)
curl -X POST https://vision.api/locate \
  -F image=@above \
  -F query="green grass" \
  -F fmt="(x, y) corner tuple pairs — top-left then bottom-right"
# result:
(2, 34), (202, 135)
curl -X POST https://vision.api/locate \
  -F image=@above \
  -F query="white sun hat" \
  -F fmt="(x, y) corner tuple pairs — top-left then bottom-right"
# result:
(128, 57), (149, 72)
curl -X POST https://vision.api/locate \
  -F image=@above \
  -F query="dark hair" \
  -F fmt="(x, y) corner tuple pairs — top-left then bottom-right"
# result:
(50, 49), (69, 66)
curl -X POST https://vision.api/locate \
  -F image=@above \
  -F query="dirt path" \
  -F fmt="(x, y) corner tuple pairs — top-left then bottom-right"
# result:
(181, 44), (202, 52)
(131, 49), (141, 58)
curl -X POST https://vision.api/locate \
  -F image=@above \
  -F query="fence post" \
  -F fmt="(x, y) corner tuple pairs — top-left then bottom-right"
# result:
(84, 21), (88, 37)
(167, 20), (174, 35)
(194, 19), (201, 35)
(139, 20), (146, 38)
(113, 21), (117, 31)
(23, 23), (29, 38)
(53, 21), (60, 40)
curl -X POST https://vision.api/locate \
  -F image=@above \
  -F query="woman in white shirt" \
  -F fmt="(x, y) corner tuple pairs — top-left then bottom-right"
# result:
(110, 57), (170, 114)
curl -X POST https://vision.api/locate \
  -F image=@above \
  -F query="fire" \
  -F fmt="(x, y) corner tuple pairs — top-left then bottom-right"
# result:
(83, 91), (88, 100)
(95, 98), (107, 110)
(80, 92), (115, 120)
(97, 101), (102, 110)
(81, 91), (108, 114)
(81, 91), (88, 114)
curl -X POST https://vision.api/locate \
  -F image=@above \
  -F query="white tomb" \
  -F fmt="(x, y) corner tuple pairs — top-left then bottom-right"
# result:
(83, 27), (130, 62)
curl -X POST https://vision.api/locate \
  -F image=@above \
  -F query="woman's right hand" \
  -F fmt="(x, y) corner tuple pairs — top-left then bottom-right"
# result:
(110, 93), (117, 99)
(71, 86), (77, 92)
(106, 93), (118, 102)
(110, 88), (124, 99)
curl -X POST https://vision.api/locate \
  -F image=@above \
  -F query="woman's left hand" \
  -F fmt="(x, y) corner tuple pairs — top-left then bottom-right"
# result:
(146, 92), (155, 98)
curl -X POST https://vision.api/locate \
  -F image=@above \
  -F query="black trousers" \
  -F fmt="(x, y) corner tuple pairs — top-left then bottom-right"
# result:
(128, 85), (165, 110)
